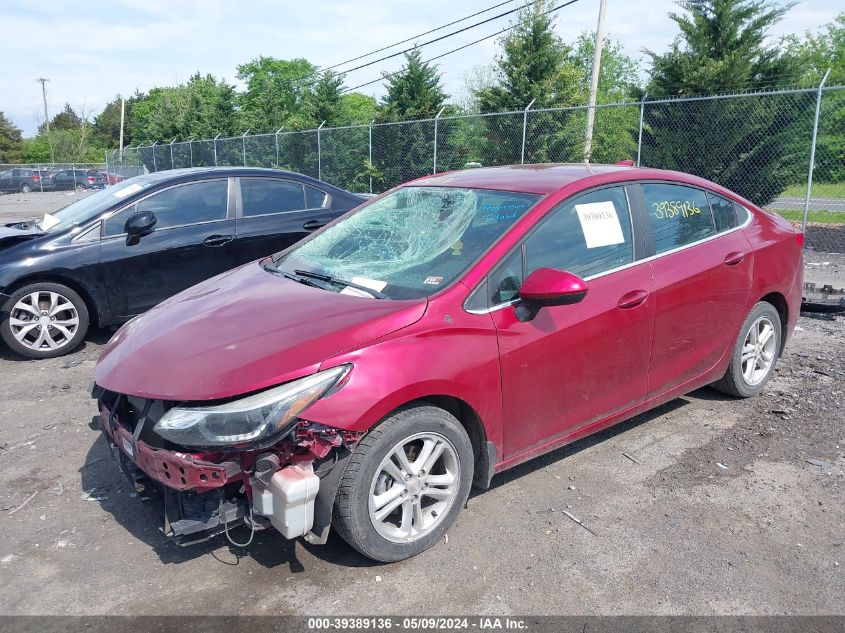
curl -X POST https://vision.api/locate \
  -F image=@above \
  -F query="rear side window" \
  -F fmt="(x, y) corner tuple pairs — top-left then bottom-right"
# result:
(524, 186), (634, 279)
(306, 186), (327, 209)
(641, 183), (714, 254)
(708, 193), (737, 232)
(241, 178), (305, 216)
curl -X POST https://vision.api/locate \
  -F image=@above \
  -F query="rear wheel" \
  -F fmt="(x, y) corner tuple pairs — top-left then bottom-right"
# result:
(712, 301), (782, 398)
(20, 183), (31, 193)
(333, 405), (473, 562)
(0, 283), (90, 359)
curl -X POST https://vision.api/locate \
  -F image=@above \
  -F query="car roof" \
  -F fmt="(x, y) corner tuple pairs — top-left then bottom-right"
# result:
(411, 163), (713, 196)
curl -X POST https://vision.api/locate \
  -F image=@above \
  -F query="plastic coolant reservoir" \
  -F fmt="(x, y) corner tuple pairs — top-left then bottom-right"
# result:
(252, 465), (320, 539)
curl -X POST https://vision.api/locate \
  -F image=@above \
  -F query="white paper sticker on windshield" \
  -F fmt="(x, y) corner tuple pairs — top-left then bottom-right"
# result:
(575, 201), (625, 249)
(340, 287), (374, 298)
(112, 183), (144, 199)
(350, 276), (387, 292)
(40, 213), (61, 230)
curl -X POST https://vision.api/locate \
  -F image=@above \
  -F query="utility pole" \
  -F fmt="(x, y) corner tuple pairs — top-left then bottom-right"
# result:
(36, 77), (54, 163)
(583, 0), (607, 163)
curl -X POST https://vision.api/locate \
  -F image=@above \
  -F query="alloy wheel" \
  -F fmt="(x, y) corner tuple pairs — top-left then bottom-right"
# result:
(368, 432), (460, 543)
(740, 315), (777, 386)
(9, 291), (80, 352)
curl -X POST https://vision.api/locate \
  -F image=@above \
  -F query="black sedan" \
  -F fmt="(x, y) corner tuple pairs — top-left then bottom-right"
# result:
(0, 167), (366, 358)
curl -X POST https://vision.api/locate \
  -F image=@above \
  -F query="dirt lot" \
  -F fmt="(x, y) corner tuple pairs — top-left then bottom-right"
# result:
(0, 191), (843, 616)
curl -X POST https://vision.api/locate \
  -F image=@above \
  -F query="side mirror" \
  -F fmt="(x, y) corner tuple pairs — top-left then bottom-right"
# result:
(516, 268), (588, 322)
(124, 211), (156, 245)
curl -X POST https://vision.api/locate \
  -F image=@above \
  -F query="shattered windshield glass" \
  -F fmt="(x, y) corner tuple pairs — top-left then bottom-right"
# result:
(269, 186), (540, 299)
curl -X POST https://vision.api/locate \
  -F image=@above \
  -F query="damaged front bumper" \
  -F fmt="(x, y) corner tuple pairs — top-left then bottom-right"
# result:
(96, 394), (361, 546)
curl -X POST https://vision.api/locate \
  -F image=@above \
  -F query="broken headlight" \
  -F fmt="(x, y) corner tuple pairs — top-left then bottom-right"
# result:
(153, 365), (350, 448)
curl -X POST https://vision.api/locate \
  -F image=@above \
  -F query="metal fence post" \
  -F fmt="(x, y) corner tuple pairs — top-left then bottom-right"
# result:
(636, 92), (648, 167)
(150, 141), (158, 172)
(521, 99), (535, 165)
(170, 137), (177, 169)
(433, 107), (446, 174)
(213, 134), (221, 166)
(188, 138), (194, 167)
(368, 119), (375, 194)
(72, 163), (77, 190)
(275, 127), (284, 167)
(241, 130), (250, 166)
(802, 69), (830, 237)
(317, 121), (326, 181)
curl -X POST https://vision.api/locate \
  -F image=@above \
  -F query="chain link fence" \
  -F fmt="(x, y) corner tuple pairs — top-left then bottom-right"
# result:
(0, 163), (109, 193)
(106, 84), (845, 263)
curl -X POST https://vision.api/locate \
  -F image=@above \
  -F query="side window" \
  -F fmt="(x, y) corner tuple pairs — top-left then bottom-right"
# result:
(241, 178), (305, 216)
(642, 183), (715, 254)
(104, 180), (228, 236)
(306, 186), (327, 209)
(735, 203), (750, 225)
(524, 186), (634, 279)
(489, 249), (524, 306)
(708, 193), (737, 232)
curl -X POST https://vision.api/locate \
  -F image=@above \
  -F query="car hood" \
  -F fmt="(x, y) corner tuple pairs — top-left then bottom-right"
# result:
(95, 261), (428, 401)
(0, 225), (44, 249)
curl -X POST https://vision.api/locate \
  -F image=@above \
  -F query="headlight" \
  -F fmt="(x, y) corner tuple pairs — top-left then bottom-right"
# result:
(153, 365), (350, 448)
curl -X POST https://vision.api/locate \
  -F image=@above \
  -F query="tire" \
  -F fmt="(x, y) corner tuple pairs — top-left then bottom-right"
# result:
(333, 404), (474, 562)
(20, 183), (31, 194)
(711, 301), (782, 398)
(0, 283), (90, 359)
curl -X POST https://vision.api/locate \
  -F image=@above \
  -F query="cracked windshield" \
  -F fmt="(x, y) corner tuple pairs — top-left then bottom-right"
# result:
(270, 186), (540, 299)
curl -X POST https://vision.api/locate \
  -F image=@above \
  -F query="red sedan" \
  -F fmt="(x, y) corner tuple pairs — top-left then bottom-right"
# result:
(93, 164), (803, 562)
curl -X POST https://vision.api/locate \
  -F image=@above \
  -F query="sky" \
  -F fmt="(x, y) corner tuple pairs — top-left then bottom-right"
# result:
(0, 0), (841, 137)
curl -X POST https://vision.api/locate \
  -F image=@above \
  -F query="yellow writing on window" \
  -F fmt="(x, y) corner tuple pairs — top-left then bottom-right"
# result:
(651, 200), (701, 220)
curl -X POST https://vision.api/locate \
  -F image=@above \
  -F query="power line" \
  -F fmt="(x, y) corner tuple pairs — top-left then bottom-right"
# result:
(343, 0), (585, 93)
(326, 0), (519, 73)
(329, 0), (540, 79)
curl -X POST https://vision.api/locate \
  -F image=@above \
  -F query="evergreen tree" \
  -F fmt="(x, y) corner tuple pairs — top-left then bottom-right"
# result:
(643, 0), (806, 206)
(0, 112), (24, 163)
(475, 0), (584, 165)
(306, 71), (345, 126)
(379, 48), (447, 120)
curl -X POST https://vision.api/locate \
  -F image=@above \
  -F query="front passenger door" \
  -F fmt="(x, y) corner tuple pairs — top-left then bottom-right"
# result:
(233, 177), (334, 262)
(490, 185), (654, 459)
(99, 178), (235, 317)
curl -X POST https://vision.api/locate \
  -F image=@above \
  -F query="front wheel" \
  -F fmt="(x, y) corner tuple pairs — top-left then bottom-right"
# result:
(712, 301), (782, 398)
(20, 183), (32, 193)
(0, 283), (90, 359)
(333, 405), (474, 562)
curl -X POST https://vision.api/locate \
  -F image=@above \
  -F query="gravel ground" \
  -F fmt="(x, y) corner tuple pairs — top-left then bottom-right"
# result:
(0, 318), (842, 615)
(0, 191), (843, 617)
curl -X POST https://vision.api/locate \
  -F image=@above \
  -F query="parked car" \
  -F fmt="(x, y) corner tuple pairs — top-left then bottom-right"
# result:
(100, 171), (125, 185)
(91, 164), (803, 561)
(0, 167), (366, 358)
(50, 169), (107, 190)
(0, 168), (50, 193)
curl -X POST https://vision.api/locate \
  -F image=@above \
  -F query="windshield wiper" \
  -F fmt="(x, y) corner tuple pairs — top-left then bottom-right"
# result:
(293, 269), (388, 299)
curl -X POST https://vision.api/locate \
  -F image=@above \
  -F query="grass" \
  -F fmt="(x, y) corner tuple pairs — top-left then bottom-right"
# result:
(779, 182), (845, 198)
(771, 209), (845, 225)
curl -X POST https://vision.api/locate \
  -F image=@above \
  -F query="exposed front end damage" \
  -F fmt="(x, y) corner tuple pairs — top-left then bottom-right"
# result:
(95, 388), (362, 547)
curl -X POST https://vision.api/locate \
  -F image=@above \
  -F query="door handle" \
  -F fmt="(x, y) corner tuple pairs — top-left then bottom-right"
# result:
(618, 289), (649, 309)
(303, 219), (328, 231)
(724, 252), (745, 266)
(202, 234), (234, 247)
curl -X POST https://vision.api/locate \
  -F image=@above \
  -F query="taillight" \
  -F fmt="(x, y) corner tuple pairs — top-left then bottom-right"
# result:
(32, 174), (40, 181)
(87, 176), (96, 182)
(795, 232), (804, 248)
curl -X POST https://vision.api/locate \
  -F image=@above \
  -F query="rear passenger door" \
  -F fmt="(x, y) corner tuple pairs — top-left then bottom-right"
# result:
(233, 177), (333, 263)
(638, 182), (754, 397)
